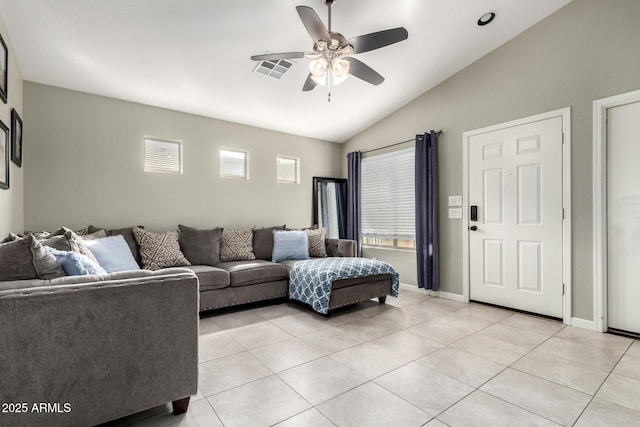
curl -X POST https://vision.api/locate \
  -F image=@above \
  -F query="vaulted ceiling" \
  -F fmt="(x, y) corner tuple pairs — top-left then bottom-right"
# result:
(0, 0), (571, 142)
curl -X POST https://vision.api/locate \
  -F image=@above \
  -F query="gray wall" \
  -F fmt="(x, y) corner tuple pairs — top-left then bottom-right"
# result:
(0, 14), (23, 238)
(24, 82), (342, 232)
(343, 0), (640, 320)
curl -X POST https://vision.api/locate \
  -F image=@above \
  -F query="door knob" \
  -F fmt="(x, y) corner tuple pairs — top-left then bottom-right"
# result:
(469, 225), (478, 231)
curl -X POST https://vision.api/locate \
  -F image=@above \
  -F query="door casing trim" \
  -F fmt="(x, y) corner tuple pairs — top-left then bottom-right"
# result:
(462, 107), (572, 325)
(593, 89), (640, 332)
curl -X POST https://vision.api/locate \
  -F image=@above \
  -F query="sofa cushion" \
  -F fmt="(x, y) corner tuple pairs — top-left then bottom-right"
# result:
(178, 224), (223, 266)
(39, 228), (100, 265)
(220, 229), (256, 262)
(325, 238), (356, 257)
(184, 265), (230, 291)
(252, 225), (285, 261)
(46, 247), (108, 276)
(88, 225), (144, 267)
(84, 235), (141, 273)
(0, 235), (65, 281)
(307, 228), (328, 258)
(216, 260), (287, 287)
(132, 227), (191, 270)
(272, 230), (310, 263)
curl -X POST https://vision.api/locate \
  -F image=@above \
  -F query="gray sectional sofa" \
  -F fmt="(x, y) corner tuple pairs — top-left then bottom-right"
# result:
(0, 225), (394, 426)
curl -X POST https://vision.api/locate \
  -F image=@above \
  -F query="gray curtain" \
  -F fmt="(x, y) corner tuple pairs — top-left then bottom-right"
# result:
(347, 151), (362, 257)
(415, 131), (439, 290)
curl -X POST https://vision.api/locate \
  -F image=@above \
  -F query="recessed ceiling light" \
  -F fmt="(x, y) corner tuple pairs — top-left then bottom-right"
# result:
(477, 12), (496, 26)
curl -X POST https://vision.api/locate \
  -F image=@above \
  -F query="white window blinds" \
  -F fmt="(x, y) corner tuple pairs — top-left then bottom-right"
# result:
(277, 156), (299, 184)
(361, 147), (415, 240)
(144, 139), (182, 174)
(220, 149), (248, 179)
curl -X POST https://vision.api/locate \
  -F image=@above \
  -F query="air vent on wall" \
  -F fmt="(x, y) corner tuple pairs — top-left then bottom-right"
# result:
(253, 58), (294, 80)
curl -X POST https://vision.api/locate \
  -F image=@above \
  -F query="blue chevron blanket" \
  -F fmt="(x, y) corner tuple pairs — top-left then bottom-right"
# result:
(288, 257), (400, 314)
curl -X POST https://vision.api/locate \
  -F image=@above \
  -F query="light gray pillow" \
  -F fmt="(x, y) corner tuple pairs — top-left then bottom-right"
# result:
(220, 229), (256, 262)
(0, 235), (64, 280)
(39, 228), (100, 265)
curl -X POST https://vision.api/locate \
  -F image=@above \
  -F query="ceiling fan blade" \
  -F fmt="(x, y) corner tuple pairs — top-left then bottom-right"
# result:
(347, 27), (408, 54)
(344, 58), (384, 85)
(250, 52), (308, 61)
(302, 73), (318, 91)
(296, 6), (331, 42)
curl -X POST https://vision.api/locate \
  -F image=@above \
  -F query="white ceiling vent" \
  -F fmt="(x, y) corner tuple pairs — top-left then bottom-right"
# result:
(253, 58), (294, 80)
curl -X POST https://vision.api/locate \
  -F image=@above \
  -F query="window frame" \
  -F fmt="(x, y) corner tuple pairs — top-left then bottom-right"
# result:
(143, 137), (183, 174)
(276, 155), (300, 184)
(361, 146), (416, 251)
(219, 148), (249, 180)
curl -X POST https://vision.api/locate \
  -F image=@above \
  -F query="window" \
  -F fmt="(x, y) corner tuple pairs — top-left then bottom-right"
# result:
(277, 156), (299, 184)
(144, 138), (182, 174)
(220, 149), (248, 179)
(361, 147), (416, 249)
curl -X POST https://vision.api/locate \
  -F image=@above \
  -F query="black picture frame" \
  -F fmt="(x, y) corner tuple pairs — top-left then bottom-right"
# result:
(0, 32), (7, 104)
(11, 108), (22, 167)
(0, 119), (8, 189)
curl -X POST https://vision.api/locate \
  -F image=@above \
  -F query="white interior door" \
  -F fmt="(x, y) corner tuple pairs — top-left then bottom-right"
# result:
(468, 117), (564, 318)
(607, 100), (640, 334)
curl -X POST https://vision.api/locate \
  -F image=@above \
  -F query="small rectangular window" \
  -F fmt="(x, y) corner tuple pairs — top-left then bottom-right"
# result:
(220, 149), (248, 179)
(277, 156), (299, 184)
(144, 138), (182, 174)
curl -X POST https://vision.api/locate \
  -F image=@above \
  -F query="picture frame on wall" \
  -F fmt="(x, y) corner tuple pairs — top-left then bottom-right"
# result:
(11, 108), (22, 167)
(0, 32), (7, 104)
(0, 119), (9, 189)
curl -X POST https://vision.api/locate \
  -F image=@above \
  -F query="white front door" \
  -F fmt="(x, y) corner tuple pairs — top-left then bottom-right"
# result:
(607, 100), (640, 334)
(468, 116), (564, 318)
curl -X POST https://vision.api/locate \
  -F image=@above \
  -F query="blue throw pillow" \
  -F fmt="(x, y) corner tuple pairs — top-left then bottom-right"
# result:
(84, 235), (141, 273)
(46, 247), (108, 276)
(272, 230), (310, 263)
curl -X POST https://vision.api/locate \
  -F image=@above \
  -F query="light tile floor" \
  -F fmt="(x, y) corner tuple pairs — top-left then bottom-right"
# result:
(109, 290), (640, 427)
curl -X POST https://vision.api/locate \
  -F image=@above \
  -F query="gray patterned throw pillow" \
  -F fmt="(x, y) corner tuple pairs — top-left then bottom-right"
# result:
(220, 228), (256, 262)
(307, 228), (328, 258)
(132, 227), (191, 270)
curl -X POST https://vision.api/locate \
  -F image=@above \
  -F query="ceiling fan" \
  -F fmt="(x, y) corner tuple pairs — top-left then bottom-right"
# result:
(250, 0), (408, 101)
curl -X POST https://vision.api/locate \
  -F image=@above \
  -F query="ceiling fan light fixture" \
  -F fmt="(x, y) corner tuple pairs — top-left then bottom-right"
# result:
(311, 73), (327, 86)
(332, 73), (349, 86)
(330, 58), (349, 78)
(309, 57), (328, 77)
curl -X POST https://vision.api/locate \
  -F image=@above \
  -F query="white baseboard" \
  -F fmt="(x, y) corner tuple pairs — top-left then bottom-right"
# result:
(399, 283), (467, 303)
(571, 317), (597, 331)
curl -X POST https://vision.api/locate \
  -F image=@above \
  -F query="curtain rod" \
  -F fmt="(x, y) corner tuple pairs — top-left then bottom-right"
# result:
(361, 130), (443, 154)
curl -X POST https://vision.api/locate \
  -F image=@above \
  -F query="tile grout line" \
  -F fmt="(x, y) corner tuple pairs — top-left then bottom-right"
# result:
(569, 338), (638, 426)
(422, 316), (561, 425)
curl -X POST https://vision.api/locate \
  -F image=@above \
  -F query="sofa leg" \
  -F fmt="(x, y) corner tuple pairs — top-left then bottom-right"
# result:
(172, 397), (190, 415)
(378, 296), (387, 304)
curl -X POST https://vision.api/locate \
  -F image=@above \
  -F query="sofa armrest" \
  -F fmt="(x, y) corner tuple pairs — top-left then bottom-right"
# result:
(0, 270), (199, 427)
(325, 238), (357, 257)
